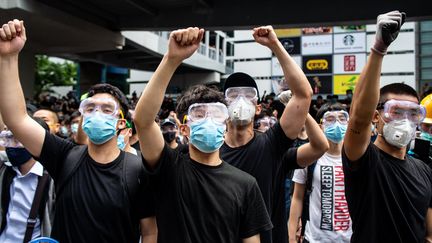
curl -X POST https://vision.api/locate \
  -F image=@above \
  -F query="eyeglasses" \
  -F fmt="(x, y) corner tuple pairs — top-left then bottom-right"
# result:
(377, 99), (426, 123)
(322, 110), (349, 127)
(225, 87), (258, 104)
(0, 130), (23, 148)
(187, 102), (229, 124)
(257, 116), (277, 127)
(79, 97), (120, 118)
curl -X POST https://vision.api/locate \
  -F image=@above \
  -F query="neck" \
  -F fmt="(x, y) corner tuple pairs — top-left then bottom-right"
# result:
(374, 135), (406, 160)
(169, 140), (178, 149)
(225, 122), (254, 147)
(327, 140), (342, 156)
(88, 138), (121, 164)
(189, 145), (222, 166)
(129, 134), (139, 145)
(19, 158), (36, 175)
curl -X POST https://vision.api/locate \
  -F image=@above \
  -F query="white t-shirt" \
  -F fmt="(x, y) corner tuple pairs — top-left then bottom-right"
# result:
(292, 152), (352, 243)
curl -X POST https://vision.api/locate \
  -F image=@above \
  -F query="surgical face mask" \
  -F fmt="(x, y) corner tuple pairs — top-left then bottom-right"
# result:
(117, 134), (126, 150)
(71, 123), (79, 134)
(60, 126), (69, 137)
(228, 96), (256, 126)
(382, 118), (416, 148)
(190, 118), (225, 153)
(82, 113), (118, 145)
(324, 122), (347, 143)
(5, 147), (32, 167)
(163, 131), (176, 143)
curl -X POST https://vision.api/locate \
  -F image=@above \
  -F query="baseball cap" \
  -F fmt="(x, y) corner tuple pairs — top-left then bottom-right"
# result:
(223, 72), (260, 99)
(160, 117), (176, 127)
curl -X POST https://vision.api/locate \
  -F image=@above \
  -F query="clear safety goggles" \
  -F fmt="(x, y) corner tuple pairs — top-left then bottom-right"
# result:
(79, 97), (121, 118)
(225, 87), (258, 104)
(322, 110), (349, 127)
(257, 116), (277, 127)
(187, 102), (229, 124)
(377, 99), (426, 123)
(0, 130), (24, 148)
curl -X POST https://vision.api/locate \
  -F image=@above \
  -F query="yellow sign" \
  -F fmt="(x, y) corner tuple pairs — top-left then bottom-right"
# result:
(306, 59), (328, 70)
(333, 75), (359, 95)
(274, 28), (301, 37)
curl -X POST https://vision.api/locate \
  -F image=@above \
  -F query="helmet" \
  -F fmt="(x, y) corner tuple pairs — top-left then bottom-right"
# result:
(421, 94), (432, 124)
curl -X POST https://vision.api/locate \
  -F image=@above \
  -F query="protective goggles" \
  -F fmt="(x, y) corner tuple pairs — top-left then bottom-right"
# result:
(322, 110), (349, 127)
(0, 130), (24, 148)
(257, 116), (277, 127)
(377, 99), (426, 123)
(187, 102), (229, 124)
(225, 87), (258, 104)
(79, 97), (121, 118)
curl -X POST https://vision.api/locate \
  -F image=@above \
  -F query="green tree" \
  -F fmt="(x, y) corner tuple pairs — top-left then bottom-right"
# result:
(35, 55), (77, 97)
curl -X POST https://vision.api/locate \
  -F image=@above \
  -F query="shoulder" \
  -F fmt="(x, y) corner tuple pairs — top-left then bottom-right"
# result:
(222, 161), (257, 184)
(407, 156), (432, 175)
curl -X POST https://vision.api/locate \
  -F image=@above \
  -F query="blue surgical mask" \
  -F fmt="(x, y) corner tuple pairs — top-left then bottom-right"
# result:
(190, 119), (225, 153)
(71, 123), (79, 134)
(5, 147), (33, 167)
(324, 122), (347, 143)
(117, 134), (126, 150)
(82, 113), (118, 145)
(60, 126), (69, 137)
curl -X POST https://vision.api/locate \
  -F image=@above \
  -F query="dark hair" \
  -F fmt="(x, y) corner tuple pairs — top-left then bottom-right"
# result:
(87, 84), (130, 118)
(32, 117), (50, 132)
(316, 102), (346, 121)
(176, 84), (226, 123)
(70, 111), (81, 121)
(35, 108), (59, 123)
(379, 83), (419, 104)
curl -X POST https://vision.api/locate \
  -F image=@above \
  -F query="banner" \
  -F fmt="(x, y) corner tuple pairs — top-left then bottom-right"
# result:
(308, 75), (332, 94)
(333, 75), (359, 95)
(333, 53), (366, 74)
(302, 35), (333, 55)
(302, 55), (332, 74)
(333, 25), (366, 33)
(302, 27), (332, 35)
(334, 32), (366, 53)
(275, 28), (301, 37)
(272, 56), (301, 76)
(279, 37), (301, 55)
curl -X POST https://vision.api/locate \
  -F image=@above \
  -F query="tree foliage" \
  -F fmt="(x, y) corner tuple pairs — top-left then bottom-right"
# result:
(35, 55), (77, 96)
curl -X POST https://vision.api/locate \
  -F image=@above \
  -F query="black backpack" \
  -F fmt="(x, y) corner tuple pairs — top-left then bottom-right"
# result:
(55, 146), (145, 199)
(300, 162), (317, 236)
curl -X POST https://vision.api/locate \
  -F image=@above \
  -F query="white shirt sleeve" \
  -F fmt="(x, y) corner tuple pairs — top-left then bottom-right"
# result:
(292, 167), (307, 184)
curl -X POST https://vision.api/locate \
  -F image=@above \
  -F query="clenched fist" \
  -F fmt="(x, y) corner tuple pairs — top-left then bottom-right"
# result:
(0, 19), (26, 57)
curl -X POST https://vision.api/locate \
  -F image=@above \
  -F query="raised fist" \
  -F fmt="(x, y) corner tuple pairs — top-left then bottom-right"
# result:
(278, 90), (292, 106)
(372, 11), (405, 55)
(166, 27), (204, 64)
(0, 19), (26, 57)
(253, 26), (279, 48)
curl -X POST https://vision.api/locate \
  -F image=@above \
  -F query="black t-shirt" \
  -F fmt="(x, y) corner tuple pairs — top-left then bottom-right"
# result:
(38, 132), (154, 243)
(147, 144), (272, 243)
(342, 142), (432, 243)
(220, 123), (298, 243)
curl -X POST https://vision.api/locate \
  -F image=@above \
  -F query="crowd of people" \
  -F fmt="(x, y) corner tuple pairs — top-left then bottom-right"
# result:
(1, 10), (432, 243)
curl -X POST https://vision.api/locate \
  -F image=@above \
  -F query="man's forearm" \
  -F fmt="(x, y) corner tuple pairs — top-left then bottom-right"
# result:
(134, 56), (180, 128)
(0, 56), (28, 128)
(271, 42), (312, 98)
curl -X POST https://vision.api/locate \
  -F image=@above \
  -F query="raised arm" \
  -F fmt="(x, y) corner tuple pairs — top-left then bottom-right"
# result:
(296, 114), (329, 167)
(288, 182), (306, 243)
(0, 20), (45, 157)
(253, 26), (312, 139)
(344, 11), (405, 162)
(134, 27), (204, 168)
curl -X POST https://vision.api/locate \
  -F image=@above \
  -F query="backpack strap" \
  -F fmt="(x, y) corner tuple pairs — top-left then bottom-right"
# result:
(300, 161), (317, 236)
(56, 146), (88, 197)
(122, 152), (145, 199)
(23, 171), (50, 243)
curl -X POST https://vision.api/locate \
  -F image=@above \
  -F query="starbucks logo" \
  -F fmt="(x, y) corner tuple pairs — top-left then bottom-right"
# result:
(343, 35), (355, 46)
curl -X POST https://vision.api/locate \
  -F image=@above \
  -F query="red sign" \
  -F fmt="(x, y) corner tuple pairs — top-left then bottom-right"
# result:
(344, 55), (356, 71)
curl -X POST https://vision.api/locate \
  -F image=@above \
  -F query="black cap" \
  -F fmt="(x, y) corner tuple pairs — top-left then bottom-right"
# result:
(224, 72), (260, 99)
(160, 118), (176, 127)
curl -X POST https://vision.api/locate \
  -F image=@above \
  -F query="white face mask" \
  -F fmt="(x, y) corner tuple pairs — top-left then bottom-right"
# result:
(228, 96), (256, 126)
(382, 118), (416, 148)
